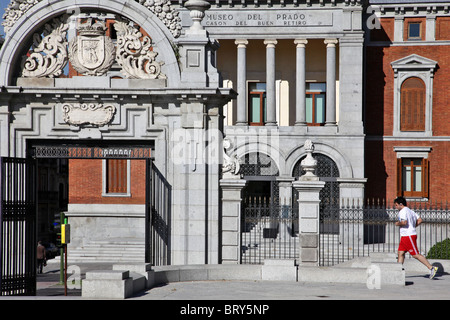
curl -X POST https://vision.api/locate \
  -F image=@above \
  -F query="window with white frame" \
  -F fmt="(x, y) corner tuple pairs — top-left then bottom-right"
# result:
(391, 54), (437, 137)
(102, 159), (131, 197)
(395, 146), (431, 199)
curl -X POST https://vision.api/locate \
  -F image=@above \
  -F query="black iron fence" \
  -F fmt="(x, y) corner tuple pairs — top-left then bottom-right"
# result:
(240, 197), (450, 266)
(241, 198), (298, 264)
(320, 199), (450, 266)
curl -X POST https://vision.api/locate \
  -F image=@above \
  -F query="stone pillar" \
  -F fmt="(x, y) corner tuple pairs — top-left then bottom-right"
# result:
(235, 39), (249, 126)
(277, 177), (295, 241)
(338, 37), (364, 134)
(179, 0), (213, 87)
(264, 39), (278, 126)
(294, 39), (308, 126)
(324, 39), (338, 126)
(292, 140), (325, 266)
(220, 178), (247, 264)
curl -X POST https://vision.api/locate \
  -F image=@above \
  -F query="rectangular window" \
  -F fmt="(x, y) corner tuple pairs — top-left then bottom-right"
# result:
(248, 82), (266, 126)
(397, 158), (428, 198)
(306, 83), (326, 126)
(106, 159), (128, 194)
(408, 22), (422, 40)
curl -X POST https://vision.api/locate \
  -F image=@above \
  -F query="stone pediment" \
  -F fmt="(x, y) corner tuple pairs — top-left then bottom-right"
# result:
(391, 54), (438, 72)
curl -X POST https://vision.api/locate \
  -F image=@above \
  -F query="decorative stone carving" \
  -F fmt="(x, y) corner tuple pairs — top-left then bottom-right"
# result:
(137, 0), (182, 38)
(62, 103), (116, 127)
(222, 138), (241, 176)
(2, 0), (181, 38)
(2, 0), (44, 34)
(184, 0), (211, 32)
(114, 21), (166, 80)
(68, 19), (116, 76)
(300, 139), (318, 181)
(21, 16), (69, 78)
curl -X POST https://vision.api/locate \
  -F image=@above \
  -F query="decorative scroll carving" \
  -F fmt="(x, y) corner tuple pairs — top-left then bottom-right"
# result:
(68, 19), (116, 76)
(137, 0), (182, 38)
(62, 103), (116, 126)
(114, 21), (166, 80)
(21, 16), (69, 78)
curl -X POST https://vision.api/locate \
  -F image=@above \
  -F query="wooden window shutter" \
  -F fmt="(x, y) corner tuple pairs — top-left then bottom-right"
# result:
(397, 158), (403, 197)
(400, 77), (425, 131)
(107, 159), (127, 193)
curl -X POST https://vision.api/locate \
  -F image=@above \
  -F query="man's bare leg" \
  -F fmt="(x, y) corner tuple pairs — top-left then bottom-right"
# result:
(412, 254), (433, 270)
(397, 251), (406, 264)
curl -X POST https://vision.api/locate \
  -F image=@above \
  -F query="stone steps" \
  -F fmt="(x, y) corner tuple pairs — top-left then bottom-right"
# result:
(68, 239), (145, 263)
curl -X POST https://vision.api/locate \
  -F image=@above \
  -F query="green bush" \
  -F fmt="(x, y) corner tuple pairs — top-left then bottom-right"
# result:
(426, 238), (450, 260)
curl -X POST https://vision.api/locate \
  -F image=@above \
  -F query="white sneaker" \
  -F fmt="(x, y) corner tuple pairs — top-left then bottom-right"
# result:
(429, 266), (438, 279)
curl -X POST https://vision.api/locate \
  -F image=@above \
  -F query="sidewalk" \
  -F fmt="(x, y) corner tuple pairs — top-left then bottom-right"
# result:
(28, 260), (450, 300)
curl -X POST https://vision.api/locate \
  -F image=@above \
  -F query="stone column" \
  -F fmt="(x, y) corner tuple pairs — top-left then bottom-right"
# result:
(235, 39), (249, 126)
(264, 39), (278, 126)
(294, 39), (308, 126)
(324, 39), (338, 126)
(277, 177), (295, 241)
(220, 178), (247, 264)
(292, 140), (325, 266)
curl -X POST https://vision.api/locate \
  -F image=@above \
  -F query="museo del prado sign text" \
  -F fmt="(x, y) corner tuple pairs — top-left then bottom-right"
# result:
(203, 9), (333, 27)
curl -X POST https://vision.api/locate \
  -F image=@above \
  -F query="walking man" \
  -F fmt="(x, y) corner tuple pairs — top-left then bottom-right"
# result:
(394, 196), (438, 279)
(37, 241), (46, 274)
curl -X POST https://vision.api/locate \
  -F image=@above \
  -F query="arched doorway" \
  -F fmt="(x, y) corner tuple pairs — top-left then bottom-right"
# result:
(239, 152), (298, 264)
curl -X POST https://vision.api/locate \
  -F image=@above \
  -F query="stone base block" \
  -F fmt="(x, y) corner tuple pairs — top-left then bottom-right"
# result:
(262, 259), (297, 281)
(113, 263), (155, 288)
(82, 270), (133, 299)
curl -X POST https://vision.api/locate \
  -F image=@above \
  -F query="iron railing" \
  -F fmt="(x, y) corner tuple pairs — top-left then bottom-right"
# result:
(320, 199), (450, 266)
(240, 198), (450, 266)
(241, 198), (298, 264)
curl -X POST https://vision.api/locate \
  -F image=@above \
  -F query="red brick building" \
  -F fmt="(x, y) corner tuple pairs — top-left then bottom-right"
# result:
(69, 159), (146, 205)
(365, 0), (450, 204)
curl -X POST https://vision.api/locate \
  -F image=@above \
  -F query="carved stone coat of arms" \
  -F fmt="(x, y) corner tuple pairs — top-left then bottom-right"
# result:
(68, 19), (115, 76)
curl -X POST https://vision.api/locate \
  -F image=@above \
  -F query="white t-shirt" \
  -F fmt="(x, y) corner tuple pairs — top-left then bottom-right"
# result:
(398, 206), (420, 237)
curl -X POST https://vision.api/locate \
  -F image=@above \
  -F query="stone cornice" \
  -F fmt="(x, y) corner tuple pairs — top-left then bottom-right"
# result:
(0, 86), (237, 105)
(171, 0), (363, 8)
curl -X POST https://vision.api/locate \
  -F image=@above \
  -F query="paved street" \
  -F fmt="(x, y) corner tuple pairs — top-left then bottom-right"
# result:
(25, 260), (449, 300)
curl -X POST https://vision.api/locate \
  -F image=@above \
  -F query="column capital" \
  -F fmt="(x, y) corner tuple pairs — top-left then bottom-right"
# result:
(324, 38), (339, 47)
(235, 39), (249, 48)
(294, 39), (308, 47)
(264, 39), (278, 47)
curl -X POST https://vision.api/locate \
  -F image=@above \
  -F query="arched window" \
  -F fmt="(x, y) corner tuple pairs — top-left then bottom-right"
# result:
(400, 77), (425, 131)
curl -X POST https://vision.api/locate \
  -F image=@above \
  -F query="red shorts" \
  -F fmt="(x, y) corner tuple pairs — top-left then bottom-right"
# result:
(398, 235), (420, 256)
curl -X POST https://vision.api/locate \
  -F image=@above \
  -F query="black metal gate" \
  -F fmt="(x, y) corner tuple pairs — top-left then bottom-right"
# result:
(241, 199), (298, 264)
(1, 157), (37, 296)
(146, 160), (171, 266)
